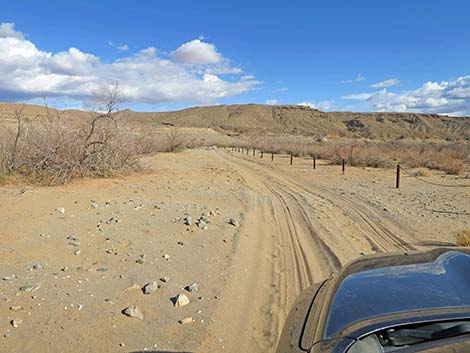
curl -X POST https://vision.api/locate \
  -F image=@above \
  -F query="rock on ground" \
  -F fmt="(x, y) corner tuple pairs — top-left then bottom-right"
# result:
(229, 218), (240, 227)
(187, 282), (199, 293)
(142, 281), (161, 294)
(174, 293), (190, 307)
(179, 317), (193, 325)
(122, 305), (144, 320)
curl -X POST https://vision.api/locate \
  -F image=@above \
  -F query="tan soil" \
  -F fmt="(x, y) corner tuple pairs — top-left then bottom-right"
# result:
(1, 149), (469, 353)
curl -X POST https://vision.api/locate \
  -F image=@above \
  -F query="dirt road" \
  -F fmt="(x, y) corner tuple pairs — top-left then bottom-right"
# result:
(198, 151), (419, 353)
(1, 149), (468, 353)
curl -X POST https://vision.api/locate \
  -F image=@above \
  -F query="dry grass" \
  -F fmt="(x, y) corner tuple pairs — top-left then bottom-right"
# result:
(456, 230), (470, 247)
(237, 136), (469, 175)
(412, 168), (432, 177)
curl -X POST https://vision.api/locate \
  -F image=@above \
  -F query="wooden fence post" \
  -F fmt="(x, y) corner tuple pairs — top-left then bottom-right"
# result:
(253, 148), (255, 156)
(396, 164), (400, 189)
(313, 155), (316, 170)
(290, 154), (294, 165)
(271, 152), (274, 161)
(261, 151), (264, 158)
(342, 159), (345, 174)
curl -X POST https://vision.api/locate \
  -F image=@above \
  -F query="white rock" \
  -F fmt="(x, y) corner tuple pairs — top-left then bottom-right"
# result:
(174, 293), (190, 307)
(55, 207), (65, 214)
(179, 317), (193, 325)
(11, 318), (22, 328)
(187, 282), (199, 293)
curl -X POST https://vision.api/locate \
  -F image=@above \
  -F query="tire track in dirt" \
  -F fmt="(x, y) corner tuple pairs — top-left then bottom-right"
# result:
(233, 153), (416, 255)
(197, 150), (416, 353)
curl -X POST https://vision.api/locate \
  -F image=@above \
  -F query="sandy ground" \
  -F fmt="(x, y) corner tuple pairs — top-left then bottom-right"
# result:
(1, 149), (469, 353)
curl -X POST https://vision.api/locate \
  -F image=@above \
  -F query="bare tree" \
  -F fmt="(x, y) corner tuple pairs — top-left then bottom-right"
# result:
(7, 105), (28, 172)
(79, 82), (123, 172)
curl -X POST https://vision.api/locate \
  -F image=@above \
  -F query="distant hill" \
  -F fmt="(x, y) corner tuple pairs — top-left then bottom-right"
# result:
(123, 104), (470, 140)
(1, 102), (469, 141)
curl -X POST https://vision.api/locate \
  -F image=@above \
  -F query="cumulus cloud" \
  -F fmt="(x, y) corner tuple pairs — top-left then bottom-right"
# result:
(370, 78), (400, 88)
(0, 23), (258, 105)
(0, 22), (25, 39)
(341, 73), (366, 84)
(265, 99), (279, 105)
(172, 39), (221, 65)
(298, 100), (334, 111)
(342, 76), (470, 116)
(46, 48), (99, 75)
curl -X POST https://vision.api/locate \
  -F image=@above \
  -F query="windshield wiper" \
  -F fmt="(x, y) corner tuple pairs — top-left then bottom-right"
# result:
(386, 323), (470, 346)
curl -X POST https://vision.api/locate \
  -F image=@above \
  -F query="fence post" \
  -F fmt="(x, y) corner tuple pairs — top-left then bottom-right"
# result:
(271, 152), (274, 161)
(396, 164), (400, 189)
(246, 148), (249, 155)
(313, 155), (316, 170)
(253, 148), (255, 156)
(290, 154), (294, 165)
(342, 159), (345, 174)
(261, 151), (264, 158)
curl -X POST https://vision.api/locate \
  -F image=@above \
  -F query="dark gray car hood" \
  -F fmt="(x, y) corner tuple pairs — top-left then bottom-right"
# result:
(325, 251), (470, 338)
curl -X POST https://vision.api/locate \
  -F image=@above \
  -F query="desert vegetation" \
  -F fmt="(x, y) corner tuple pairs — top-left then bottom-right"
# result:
(2, 95), (469, 187)
(235, 136), (469, 175)
(456, 229), (470, 247)
(0, 87), (149, 185)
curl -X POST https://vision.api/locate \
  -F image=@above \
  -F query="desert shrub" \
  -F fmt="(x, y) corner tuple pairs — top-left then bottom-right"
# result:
(153, 130), (193, 153)
(0, 89), (145, 185)
(456, 230), (470, 247)
(441, 161), (464, 175)
(237, 136), (469, 173)
(1, 115), (142, 185)
(412, 168), (431, 177)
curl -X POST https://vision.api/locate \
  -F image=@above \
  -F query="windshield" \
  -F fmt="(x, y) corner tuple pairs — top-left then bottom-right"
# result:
(326, 251), (470, 338)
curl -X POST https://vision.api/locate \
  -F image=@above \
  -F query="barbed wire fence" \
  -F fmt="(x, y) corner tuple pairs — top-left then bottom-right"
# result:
(228, 146), (470, 190)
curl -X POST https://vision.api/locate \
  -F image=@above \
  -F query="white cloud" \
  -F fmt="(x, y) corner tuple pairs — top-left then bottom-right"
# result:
(172, 39), (221, 65)
(204, 65), (242, 75)
(0, 23), (258, 105)
(298, 100), (334, 111)
(116, 44), (129, 51)
(342, 93), (373, 100)
(341, 73), (366, 84)
(108, 41), (129, 51)
(46, 47), (99, 75)
(370, 78), (400, 88)
(265, 99), (279, 105)
(341, 76), (470, 116)
(0, 22), (25, 39)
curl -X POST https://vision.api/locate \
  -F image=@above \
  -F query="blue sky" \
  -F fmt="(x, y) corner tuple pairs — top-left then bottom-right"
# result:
(1, 0), (469, 115)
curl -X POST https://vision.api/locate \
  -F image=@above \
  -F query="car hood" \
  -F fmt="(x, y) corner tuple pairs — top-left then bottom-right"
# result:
(325, 250), (470, 338)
